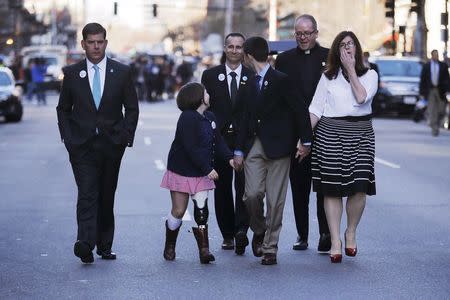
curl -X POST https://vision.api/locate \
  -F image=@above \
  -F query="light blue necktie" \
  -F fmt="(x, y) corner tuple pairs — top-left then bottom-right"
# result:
(92, 64), (101, 109)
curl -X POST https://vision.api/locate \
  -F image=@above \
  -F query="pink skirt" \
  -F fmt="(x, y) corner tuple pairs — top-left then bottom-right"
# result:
(160, 170), (215, 194)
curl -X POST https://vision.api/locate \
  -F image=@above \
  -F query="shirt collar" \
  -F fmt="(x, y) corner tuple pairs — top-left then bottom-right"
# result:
(225, 64), (242, 77)
(257, 63), (271, 79)
(296, 42), (319, 55)
(86, 55), (107, 71)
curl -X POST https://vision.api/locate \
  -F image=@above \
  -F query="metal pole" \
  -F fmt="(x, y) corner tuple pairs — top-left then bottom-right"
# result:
(269, 0), (277, 40)
(224, 0), (233, 36)
(445, 0), (448, 64)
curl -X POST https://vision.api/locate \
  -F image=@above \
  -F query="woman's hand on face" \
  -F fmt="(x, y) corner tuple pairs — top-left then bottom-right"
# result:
(340, 48), (355, 73)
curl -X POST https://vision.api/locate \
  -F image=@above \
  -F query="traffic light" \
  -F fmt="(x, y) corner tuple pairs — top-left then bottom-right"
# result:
(152, 4), (158, 17)
(385, 0), (395, 18)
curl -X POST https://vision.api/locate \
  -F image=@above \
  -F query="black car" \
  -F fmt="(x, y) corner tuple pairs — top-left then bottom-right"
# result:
(0, 67), (23, 122)
(371, 56), (423, 115)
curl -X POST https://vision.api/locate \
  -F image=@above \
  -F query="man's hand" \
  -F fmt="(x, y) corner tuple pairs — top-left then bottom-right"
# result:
(207, 169), (219, 180)
(295, 144), (311, 162)
(233, 155), (244, 171)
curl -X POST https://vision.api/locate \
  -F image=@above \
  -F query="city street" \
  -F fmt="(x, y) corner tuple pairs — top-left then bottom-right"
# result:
(0, 94), (449, 299)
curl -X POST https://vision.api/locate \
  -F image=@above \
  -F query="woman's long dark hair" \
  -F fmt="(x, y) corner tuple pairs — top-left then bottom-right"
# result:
(324, 31), (368, 80)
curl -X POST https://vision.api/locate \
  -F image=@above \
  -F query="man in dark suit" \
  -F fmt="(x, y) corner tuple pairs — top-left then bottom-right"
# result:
(201, 33), (252, 254)
(419, 49), (449, 136)
(57, 23), (139, 263)
(234, 36), (312, 265)
(275, 14), (330, 252)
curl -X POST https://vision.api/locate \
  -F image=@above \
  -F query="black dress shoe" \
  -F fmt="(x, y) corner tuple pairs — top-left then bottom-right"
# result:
(96, 249), (117, 260)
(261, 253), (277, 265)
(235, 231), (249, 255)
(74, 241), (94, 264)
(317, 233), (331, 252)
(251, 233), (264, 257)
(292, 237), (308, 250)
(221, 238), (234, 250)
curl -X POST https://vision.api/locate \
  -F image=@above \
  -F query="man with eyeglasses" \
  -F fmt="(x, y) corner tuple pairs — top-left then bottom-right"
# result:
(275, 14), (331, 253)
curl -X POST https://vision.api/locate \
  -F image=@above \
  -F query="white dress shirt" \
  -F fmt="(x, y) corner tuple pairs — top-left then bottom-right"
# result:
(225, 64), (242, 94)
(431, 61), (439, 86)
(86, 56), (107, 97)
(309, 69), (378, 119)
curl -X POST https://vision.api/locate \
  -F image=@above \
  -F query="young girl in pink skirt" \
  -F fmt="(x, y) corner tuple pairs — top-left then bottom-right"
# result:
(161, 82), (234, 264)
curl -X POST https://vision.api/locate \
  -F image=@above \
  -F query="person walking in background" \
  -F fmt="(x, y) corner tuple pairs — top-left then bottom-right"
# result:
(234, 37), (312, 265)
(201, 32), (252, 254)
(56, 23), (139, 264)
(31, 58), (47, 105)
(309, 31), (378, 263)
(419, 49), (450, 136)
(160, 82), (234, 264)
(275, 14), (331, 252)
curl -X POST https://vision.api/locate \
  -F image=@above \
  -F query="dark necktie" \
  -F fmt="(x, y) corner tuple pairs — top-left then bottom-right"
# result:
(255, 75), (262, 94)
(229, 71), (238, 105)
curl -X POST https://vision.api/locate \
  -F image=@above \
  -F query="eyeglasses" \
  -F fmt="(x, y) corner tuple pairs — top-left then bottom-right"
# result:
(339, 41), (355, 49)
(294, 30), (317, 38)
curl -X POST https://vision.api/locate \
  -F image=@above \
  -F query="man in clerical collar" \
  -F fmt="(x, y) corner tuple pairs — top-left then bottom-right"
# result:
(275, 14), (331, 254)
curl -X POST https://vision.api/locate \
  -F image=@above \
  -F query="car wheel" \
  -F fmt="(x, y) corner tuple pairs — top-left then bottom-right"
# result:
(5, 103), (23, 122)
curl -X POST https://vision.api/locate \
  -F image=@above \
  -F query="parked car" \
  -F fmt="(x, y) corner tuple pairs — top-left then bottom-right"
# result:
(0, 67), (23, 122)
(371, 56), (423, 115)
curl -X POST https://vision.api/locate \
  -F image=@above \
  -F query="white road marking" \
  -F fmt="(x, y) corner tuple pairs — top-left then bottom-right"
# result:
(144, 137), (152, 145)
(182, 210), (192, 221)
(40, 253), (48, 257)
(375, 157), (401, 169)
(16, 238), (22, 241)
(154, 160), (166, 171)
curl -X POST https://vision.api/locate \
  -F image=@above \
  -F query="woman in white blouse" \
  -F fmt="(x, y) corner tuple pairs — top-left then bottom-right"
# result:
(309, 31), (378, 263)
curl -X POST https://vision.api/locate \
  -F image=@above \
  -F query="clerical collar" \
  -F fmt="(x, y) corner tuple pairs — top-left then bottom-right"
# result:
(297, 43), (319, 55)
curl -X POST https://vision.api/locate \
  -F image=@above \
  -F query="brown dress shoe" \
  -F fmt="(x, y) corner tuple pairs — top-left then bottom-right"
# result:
(251, 233), (264, 257)
(221, 238), (235, 250)
(261, 253), (277, 265)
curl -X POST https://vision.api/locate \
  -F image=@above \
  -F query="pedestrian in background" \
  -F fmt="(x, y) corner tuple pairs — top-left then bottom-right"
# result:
(309, 31), (378, 263)
(160, 82), (234, 264)
(201, 32), (252, 254)
(419, 49), (450, 136)
(31, 57), (47, 105)
(275, 14), (331, 252)
(234, 36), (312, 265)
(57, 23), (139, 264)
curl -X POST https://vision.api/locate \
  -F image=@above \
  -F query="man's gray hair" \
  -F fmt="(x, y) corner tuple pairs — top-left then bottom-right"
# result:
(295, 14), (317, 31)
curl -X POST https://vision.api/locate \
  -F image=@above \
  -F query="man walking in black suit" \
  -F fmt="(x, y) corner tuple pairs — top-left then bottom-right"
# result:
(419, 49), (450, 136)
(234, 36), (312, 265)
(275, 14), (331, 252)
(57, 23), (139, 263)
(201, 33), (252, 254)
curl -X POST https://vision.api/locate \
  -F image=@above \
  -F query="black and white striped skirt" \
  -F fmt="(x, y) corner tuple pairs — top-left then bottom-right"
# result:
(311, 115), (376, 197)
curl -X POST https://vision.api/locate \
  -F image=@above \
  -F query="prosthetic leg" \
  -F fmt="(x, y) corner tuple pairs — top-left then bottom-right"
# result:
(192, 191), (215, 264)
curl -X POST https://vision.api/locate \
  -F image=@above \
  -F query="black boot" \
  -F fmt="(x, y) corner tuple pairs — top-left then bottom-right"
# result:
(163, 220), (181, 261)
(192, 225), (215, 264)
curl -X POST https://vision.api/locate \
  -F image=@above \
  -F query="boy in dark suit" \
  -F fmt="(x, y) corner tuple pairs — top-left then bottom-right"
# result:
(57, 23), (139, 263)
(201, 33), (252, 254)
(234, 36), (312, 265)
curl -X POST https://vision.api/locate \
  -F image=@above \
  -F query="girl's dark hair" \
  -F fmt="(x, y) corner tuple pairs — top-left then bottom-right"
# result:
(324, 31), (368, 80)
(176, 82), (205, 111)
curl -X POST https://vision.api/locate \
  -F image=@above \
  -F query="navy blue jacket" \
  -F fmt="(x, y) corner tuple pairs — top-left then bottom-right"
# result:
(167, 110), (233, 177)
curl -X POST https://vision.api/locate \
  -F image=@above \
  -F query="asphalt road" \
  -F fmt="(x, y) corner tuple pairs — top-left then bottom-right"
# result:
(0, 94), (449, 299)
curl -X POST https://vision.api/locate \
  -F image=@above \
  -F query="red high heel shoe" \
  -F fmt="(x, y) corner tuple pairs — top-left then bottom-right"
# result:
(330, 253), (342, 263)
(330, 240), (342, 263)
(344, 231), (357, 257)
